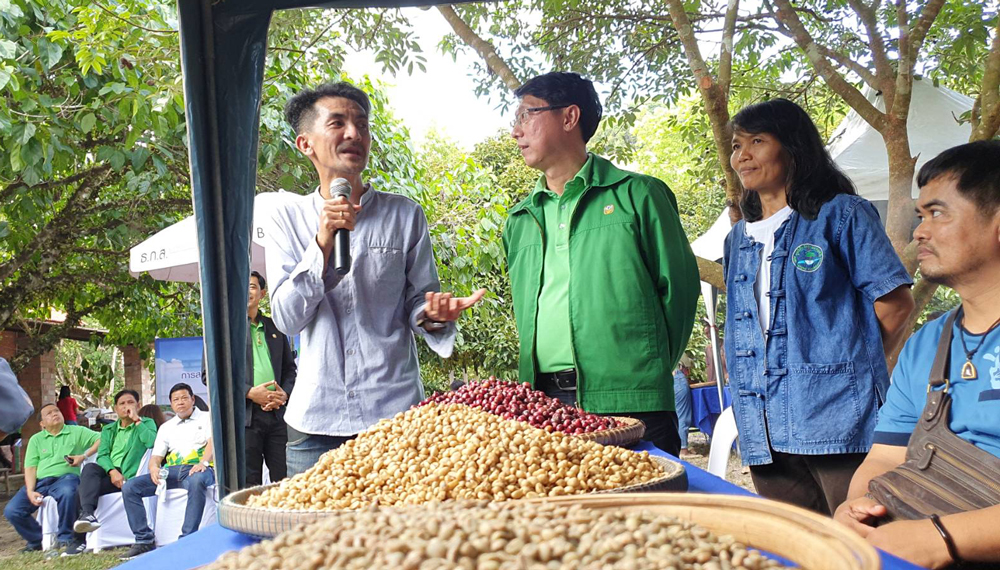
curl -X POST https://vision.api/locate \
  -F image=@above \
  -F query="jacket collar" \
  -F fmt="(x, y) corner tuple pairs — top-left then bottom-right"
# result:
(510, 154), (629, 216)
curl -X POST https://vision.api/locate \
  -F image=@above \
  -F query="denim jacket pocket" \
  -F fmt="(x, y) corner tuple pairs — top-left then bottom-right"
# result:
(787, 361), (862, 445)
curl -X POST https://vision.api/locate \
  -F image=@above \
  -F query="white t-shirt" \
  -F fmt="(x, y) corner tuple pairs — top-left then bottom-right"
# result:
(152, 407), (212, 466)
(744, 206), (794, 335)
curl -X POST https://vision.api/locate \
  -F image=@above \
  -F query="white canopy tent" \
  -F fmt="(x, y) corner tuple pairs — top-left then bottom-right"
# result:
(693, 80), (974, 405)
(129, 192), (291, 283)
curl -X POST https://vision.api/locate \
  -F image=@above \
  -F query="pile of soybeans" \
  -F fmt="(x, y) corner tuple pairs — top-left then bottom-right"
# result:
(207, 501), (790, 570)
(246, 403), (664, 511)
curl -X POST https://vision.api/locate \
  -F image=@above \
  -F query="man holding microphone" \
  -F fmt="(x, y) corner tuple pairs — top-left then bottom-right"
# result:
(265, 82), (484, 475)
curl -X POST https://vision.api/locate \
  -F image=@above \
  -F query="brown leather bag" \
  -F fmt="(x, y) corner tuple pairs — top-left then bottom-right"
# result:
(867, 309), (1000, 521)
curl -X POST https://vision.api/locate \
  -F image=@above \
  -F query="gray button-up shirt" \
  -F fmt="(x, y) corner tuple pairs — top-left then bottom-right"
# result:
(263, 186), (455, 436)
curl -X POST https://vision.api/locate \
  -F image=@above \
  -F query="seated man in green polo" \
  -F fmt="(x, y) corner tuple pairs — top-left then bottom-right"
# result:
(62, 389), (157, 556)
(3, 403), (100, 552)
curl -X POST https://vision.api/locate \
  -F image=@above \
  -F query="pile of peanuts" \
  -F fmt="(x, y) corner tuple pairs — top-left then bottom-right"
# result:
(208, 501), (789, 570)
(247, 403), (663, 510)
(421, 379), (621, 434)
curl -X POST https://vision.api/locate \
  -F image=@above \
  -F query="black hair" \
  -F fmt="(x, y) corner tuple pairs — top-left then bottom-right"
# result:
(38, 402), (58, 421)
(58, 385), (70, 400)
(514, 72), (603, 143)
(168, 383), (194, 400)
(284, 82), (371, 135)
(251, 270), (266, 291)
(917, 140), (1000, 216)
(114, 389), (140, 406)
(731, 98), (856, 222)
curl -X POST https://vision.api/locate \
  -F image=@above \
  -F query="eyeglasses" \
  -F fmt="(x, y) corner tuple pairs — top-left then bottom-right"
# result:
(511, 105), (569, 128)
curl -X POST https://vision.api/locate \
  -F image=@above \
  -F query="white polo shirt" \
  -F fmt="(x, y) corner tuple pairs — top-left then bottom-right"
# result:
(153, 408), (212, 466)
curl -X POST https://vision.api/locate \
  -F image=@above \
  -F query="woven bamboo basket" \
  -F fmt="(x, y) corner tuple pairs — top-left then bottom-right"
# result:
(524, 493), (881, 570)
(218, 455), (686, 538)
(570, 415), (645, 447)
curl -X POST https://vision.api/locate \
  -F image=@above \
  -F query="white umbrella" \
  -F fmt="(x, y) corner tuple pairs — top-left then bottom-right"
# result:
(129, 191), (291, 283)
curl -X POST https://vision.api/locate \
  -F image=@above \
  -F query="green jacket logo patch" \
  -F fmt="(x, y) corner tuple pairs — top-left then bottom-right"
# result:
(792, 244), (823, 272)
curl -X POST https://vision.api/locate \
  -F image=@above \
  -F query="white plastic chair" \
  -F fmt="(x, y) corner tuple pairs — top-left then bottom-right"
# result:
(153, 473), (218, 547)
(87, 449), (157, 552)
(707, 406), (739, 479)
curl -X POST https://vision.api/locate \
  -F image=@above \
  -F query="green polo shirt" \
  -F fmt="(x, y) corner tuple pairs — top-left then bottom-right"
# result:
(250, 318), (276, 390)
(533, 154), (594, 373)
(25, 424), (100, 479)
(109, 420), (135, 469)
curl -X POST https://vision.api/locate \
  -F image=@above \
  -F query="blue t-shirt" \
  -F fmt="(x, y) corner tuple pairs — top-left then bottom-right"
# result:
(875, 311), (1000, 458)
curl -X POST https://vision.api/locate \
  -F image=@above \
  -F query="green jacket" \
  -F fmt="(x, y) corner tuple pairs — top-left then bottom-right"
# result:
(95, 417), (158, 479)
(502, 155), (700, 413)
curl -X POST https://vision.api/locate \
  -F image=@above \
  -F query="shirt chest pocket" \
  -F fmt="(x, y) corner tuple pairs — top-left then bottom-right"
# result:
(362, 244), (406, 303)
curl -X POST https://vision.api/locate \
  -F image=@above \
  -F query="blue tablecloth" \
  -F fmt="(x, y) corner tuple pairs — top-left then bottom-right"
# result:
(691, 384), (733, 436)
(119, 442), (920, 570)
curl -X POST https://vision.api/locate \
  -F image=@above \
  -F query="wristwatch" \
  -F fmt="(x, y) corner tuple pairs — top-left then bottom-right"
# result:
(200, 460), (210, 467)
(416, 316), (447, 332)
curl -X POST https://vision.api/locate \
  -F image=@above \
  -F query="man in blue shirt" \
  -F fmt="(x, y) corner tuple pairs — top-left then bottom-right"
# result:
(835, 140), (1000, 568)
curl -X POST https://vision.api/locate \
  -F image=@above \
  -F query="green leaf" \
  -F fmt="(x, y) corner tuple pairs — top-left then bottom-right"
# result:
(80, 112), (97, 134)
(110, 150), (126, 170)
(43, 41), (63, 68)
(0, 39), (15, 59)
(0, 221), (8, 239)
(19, 122), (35, 145)
(0, 64), (11, 91)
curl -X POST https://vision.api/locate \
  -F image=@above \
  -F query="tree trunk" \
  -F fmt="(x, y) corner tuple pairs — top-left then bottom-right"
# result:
(882, 121), (919, 273)
(663, 0), (741, 221)
(436, 5), (522, 91)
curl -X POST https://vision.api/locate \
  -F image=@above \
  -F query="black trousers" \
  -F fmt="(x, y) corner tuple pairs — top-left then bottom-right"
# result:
(538, 385), (682, 456)
(246, 411), (287, 487)
(749, 450), (867, 516)
(73, 463), (121, 542)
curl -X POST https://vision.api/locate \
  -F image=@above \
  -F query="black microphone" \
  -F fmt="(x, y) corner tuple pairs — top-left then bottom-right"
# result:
(330, 178), (352, 275)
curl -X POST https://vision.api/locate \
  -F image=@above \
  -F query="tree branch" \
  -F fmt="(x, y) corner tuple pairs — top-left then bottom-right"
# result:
(0, 164), (112, 204)
(972, 17), (1000, 142)
(664, 0), (740, 212)
(770, 0), (886, 132)
(719, 0), (740, 95)
(94, 2), (176, 34)
(436, 5), (523, 92)
(9, 291), (126, 373)
(845, 0), (894, 93)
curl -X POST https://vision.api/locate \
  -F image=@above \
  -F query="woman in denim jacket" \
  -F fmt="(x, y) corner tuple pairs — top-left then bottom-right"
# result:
(723, 99), (915, 515)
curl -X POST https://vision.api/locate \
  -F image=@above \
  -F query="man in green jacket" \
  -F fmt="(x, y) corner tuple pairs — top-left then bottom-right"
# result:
(63, 389), (157, 555)
(504, 72), (700, 454)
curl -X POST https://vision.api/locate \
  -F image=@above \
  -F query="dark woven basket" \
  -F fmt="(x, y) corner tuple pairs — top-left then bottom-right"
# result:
(218, 455), (685, 538)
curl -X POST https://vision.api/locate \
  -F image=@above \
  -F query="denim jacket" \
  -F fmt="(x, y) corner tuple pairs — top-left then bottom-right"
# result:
(723, 194), (912, 465)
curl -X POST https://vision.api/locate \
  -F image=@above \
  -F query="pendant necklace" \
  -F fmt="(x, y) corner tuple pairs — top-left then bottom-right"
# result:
(958, 309), (1000, 380)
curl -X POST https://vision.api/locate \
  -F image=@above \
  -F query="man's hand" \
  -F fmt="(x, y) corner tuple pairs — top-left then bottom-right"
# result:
(190, 462), (208, 474)
(261, 383), (288, 412)
(109, 469), (125, 489)
(150, 467), (162, 486)
(27, 490), (43, 506)
(834, 496), (887, 538)
(866, 519), (954, 569)
(424, 288), (487, 323)
(316, 196), (362, 255)
(248, 382), (286, 410)
(67, 454), (86, 467)
(125, 405), (142, 424)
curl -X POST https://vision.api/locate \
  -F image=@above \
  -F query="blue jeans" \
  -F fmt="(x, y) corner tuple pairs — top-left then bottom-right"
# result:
(286, 428), (355, 477)
(122, 464), (215, 544)
(3, 474), (80, 548)
(673, 375), (693, 449)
